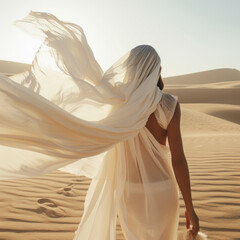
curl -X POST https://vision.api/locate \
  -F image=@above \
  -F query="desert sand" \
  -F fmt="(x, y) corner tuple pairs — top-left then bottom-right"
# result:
(0, 65), (239, 240)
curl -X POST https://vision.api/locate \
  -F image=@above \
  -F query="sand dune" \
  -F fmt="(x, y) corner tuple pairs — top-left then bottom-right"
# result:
(165, 68), (240, 85)
(180, 107), (240, 135)
(182, 103), (240, 125)
(165, 68), (240, 126)
(0, 66), (240, 240)
(179, 134), (240, 240)
(166, 88), (240, 105)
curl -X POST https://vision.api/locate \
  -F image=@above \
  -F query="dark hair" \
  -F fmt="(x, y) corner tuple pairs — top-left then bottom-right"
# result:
(157, 75), (164, 90)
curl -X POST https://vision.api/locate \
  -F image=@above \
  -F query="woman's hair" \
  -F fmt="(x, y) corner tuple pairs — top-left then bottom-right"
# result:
(157, 75), (164, 90)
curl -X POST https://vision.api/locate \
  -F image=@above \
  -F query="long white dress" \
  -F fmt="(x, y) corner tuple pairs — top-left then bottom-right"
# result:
(117, 93), (180, 240)
(0, 11), (180, 240)
(72, 93), (180, 240)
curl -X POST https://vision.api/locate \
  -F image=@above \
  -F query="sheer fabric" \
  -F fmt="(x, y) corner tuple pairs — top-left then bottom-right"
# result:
(0, 11), (179, 240)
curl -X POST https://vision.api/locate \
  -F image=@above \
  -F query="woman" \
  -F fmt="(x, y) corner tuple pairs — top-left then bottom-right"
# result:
(0, 11), (199, 240)
(147, 74), (200, 238)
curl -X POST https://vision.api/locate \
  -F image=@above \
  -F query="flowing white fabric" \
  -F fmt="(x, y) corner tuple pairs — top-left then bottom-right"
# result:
(0, 11), (180, 240)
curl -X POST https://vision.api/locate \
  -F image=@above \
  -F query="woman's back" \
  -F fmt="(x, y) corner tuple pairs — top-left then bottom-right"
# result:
(146, 92), (178, 146)
(146, 112), (167, 146)
(114, 92), (180, 240)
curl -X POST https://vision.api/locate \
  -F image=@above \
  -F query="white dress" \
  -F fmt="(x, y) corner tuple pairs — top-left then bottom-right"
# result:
(118, 93), (180, 240)
(73, 93), (180, 240)
(0, 11), (180, 240)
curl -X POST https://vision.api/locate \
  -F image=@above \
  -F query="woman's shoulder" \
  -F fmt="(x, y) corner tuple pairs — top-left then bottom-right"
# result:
(160, 92), (178, 107)
(154, 92), (179, 129)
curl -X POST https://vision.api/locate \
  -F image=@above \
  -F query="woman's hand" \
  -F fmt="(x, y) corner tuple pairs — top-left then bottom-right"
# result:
(185, 208), (200, 237)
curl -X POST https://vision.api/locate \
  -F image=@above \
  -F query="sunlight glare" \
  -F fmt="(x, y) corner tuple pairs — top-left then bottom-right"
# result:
(17, 32), (42, 64)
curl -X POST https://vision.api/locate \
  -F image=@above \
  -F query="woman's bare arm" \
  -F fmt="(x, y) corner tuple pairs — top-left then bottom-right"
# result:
(166, 101), (199, 236)
(167, 101), (194, 212)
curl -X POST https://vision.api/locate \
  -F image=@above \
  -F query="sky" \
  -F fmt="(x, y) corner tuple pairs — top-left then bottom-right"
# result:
(0, 0), (239, 77)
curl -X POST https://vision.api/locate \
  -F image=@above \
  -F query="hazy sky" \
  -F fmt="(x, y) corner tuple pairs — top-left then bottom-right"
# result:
(0, 0), (239, 76)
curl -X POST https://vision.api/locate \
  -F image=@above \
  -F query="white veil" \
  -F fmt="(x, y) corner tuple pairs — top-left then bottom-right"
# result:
(0, 11), (163, 180)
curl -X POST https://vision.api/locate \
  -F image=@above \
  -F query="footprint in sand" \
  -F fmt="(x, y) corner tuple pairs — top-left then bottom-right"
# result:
(37, 198), (66, 218)
(57, 183), (76, 197)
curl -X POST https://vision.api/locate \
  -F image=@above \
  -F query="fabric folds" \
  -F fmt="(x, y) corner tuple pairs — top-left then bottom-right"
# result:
(0, 11), (179, 240)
